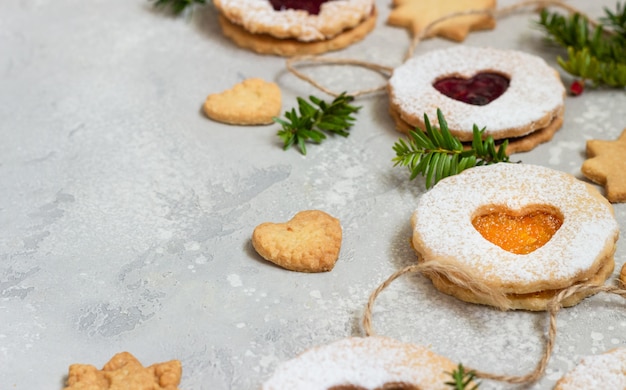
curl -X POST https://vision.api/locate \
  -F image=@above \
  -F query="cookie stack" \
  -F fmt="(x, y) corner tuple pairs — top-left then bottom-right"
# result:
(213, 0), (377, 56)
(410, 163), (619, 311)
(388, 46), (566, 154)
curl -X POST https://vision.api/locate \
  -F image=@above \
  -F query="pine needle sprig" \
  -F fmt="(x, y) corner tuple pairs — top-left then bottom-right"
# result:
(601, 2), (626, 36)
(275, 93), (361, 155)
(446, 364), (480, 390)
(558, 47), (626, 87)
(537, 3), (626, 88)
(392, 109), (510, 189)
(149, 0), (206, 15)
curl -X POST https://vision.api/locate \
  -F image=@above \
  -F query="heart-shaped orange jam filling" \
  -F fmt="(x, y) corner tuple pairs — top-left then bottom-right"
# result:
(472, 207), (563, 255)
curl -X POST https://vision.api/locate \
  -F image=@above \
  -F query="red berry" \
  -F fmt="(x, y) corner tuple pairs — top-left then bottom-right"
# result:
(570, 80), (585, 96)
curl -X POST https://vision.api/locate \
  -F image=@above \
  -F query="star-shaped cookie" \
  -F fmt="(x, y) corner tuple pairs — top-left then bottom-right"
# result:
(581, 129), (626, 203)
(387, 0), (496, 42)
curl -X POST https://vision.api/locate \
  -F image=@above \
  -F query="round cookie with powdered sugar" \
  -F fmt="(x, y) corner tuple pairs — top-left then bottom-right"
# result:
(554, 348), (626, 389)
(213, 0), (377, 56)
(262, 336), (469, 389)
(410, 163), (619, 311)
(214, 0), (374, 41)
(388, 46), (566, 154)
(216, 8), (377, 57)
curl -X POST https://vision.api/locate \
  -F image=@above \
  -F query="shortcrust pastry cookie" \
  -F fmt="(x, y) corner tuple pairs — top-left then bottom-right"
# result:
(203, 78), (281, 125)
(64, 352), (182, 390)
(411, 163), (619, 311)
(262, 336), (469, 389)
(387, 0), (496, 42)
(252, 210), (342, 272)
(581, 128), (626, 203)
(217, 9), (377, 57)
(388, 46), (566, 154)
(214, 0), (376, 55)
(554, 348), (626, 389)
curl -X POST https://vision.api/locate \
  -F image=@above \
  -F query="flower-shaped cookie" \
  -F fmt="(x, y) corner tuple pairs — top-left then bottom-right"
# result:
(64, 352), (182, 390)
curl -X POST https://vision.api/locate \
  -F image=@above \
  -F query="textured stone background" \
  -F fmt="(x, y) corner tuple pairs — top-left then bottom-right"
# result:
(0, 0), (624, 388)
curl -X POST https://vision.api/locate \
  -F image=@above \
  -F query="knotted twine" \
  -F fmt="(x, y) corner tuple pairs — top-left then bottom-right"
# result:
(285, 0), (601, 98)
(361, 261), (626, 385)
(283, 0), (622, 385)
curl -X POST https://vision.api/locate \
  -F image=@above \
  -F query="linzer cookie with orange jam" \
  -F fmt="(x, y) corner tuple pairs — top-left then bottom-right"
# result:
(388, 46), (566, 154)
(213, 0), (377, 56)
(411, 163), (619, 311)
(262, 336), (471, 389)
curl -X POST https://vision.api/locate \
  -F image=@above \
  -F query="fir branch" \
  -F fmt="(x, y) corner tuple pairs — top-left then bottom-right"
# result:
(446, 364), (480, 390)
(275, 93), (361, 155)
(536, 3), (626, 89)
(601, 2), (626, 35)
(558, 47), (626, 87)
(392, 109), (510, 189)
(150, 0), (206, 15)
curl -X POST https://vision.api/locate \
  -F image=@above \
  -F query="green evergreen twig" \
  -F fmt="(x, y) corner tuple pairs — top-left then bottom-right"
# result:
(149, 0), (206, 15)
(275, 93), (361, 155)
(446, 364), (480, 390)
(537, 3), (626, 89)
(392, 109), (510, 189)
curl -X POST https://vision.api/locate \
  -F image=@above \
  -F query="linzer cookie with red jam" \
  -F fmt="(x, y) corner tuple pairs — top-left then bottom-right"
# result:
(262, 336), (471, 389)
(388, 46), (566, 154)
(411, 163), (619, 311)
(213, 0), (377, 56)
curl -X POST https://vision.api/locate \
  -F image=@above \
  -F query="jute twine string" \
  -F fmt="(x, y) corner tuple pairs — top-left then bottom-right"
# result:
(285, 0), (599, 97)
(285, 56), (394, 97)
(361, 261), (626, 385)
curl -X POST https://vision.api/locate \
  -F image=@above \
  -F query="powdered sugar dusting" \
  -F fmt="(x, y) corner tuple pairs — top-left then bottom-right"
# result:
(411, 164), (619, 288)
(214, 0), (374, 41)
(261, 337), (455, 389)
(555, 348), (626, 389)
(389, 46), (566, 138)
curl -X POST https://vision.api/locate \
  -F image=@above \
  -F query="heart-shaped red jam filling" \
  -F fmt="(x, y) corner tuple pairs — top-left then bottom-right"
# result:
(269, 0), (329, 15)
(329, 383), (419, 390)
(472, 207), (563, 255)
(433, 72), (510, 106)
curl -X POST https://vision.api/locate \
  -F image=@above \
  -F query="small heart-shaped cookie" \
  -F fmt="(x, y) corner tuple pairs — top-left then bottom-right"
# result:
(252, 210), (342, 272)
(203, 78), (281, 125)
